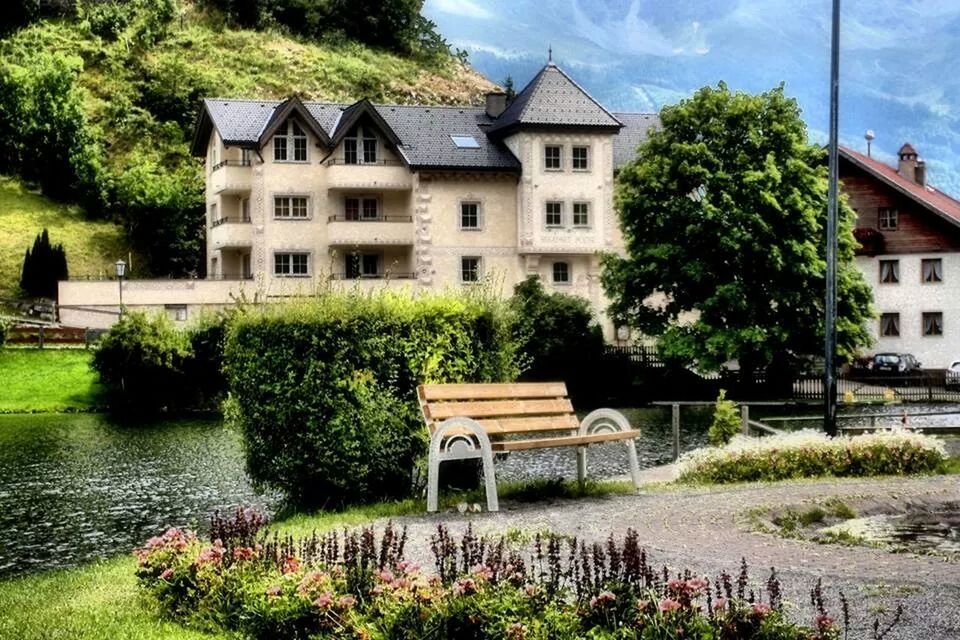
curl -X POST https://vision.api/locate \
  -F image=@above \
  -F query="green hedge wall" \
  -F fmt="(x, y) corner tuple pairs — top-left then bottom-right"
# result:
(223, 291), (518, 507)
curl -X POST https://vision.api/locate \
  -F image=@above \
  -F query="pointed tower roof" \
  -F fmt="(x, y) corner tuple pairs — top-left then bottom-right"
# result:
(487, 62), (622, 137)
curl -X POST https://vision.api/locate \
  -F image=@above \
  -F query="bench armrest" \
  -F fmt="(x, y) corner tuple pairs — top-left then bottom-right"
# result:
(579, 408), (633, 436)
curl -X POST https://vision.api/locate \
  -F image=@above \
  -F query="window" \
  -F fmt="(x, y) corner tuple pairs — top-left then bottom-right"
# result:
(461, 256), (481, 283)
(274, 196), (309, 219)
(273, 120), (308, 162)
(545, 201), (563, 227)
(460, 202), (480, 230)
(923, 312), (943, 336)
(345, 254), (380, 279)
(572, 146), (589, 171)
(544, 145), (562, 170)
(345, 126), (378, 164)
(573, 202), (590, 227)
(880, 313), (900, 337)
(343, 197), (379, 220)
(166, 305), (188, 322)
(210, 203), (218, 224)
(879, 259), (899, 284)
(451, 135), (480, 149)
(241, 148), (252, 166)
(240, 198), (250, 222)
(552, 261), (570, 284)
(922, 258), (943, 283)
(274, 252), (309, 276)
(878, 207), (898, 230)
(362, 198), (379, 220)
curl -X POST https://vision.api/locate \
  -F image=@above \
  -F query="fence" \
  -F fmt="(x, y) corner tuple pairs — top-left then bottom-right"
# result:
(5, 325), (106, 348)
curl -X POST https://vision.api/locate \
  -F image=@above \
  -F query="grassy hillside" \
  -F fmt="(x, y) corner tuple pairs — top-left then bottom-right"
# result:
(0, 177), (134, 297)
(0, 1), (495, 290)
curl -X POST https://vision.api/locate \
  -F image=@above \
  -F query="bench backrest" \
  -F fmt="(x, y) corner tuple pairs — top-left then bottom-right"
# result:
(417, 382), (578, 437)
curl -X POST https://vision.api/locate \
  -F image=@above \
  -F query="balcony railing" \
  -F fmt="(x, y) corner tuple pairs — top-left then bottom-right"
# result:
(212, 158), (252, 171)
(327, 215), (413, 223)
(324, 158), (404, 167)
(329, 272), (416, 281)
(207, 273), (255, 281)
(211, 216), (252, 227)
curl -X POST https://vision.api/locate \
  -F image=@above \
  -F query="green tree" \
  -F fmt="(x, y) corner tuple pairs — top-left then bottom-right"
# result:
(602, 83), (873, 381)
(20, 229), (68, 299)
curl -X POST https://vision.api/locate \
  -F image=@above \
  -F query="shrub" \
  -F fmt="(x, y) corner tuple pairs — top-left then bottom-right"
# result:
(91, 311), (191, 410)
(707, 389), (740, 446)
(135, 518), (887, 640)
(679, 429), (948, 484)
(509, 276), (606, 405)
(223, 291), (518, 507)
(0, 318), (8, 347)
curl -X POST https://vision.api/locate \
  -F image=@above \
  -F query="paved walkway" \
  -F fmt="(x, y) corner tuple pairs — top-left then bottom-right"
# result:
(387, 475), (960, 640)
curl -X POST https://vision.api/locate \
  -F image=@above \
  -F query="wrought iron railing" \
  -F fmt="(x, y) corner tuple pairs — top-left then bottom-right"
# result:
(324, 158), (404, 167)
(211, 158), (252, 171)
(328, 272), (416, 281)
(211, 216), (252, 227)
(327, 214), (413, 223)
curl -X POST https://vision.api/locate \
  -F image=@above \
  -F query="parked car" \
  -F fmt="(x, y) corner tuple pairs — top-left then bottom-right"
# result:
(868, 353), (922, 375)
(946, 361), (960, 390)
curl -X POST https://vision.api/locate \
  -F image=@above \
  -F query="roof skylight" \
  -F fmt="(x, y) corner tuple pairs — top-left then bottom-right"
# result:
(451, 135), (480, 149)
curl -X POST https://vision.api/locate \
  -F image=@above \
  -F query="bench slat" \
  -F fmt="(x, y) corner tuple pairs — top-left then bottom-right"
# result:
(427, 398), (574, 420)
(477, 415), (579, 434)
(491, 430), (641, 451)
(419, 382), (568, 401)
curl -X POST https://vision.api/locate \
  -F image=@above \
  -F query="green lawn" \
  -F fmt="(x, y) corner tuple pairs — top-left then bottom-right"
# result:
(0, 349), (103, 412)
(0, 176), (135, 298)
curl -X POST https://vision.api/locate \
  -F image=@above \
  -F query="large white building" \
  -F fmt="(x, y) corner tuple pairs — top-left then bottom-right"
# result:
(58, 62), (658, 336)
(841, 143), (960, 369)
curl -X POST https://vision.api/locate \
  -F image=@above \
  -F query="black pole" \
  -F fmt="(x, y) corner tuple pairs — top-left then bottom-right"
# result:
(118, 274), (124, 317)
(824, 0), (841, 436)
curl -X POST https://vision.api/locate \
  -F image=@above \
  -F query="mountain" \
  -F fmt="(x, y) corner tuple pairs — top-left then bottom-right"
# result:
(425, 0), (960, 197)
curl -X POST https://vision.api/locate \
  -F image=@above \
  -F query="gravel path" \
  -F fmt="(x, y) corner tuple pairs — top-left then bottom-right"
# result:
(383, 475), (960, 640)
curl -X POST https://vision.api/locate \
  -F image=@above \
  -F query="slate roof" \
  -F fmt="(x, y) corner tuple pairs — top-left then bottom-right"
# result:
(192, 63), (658, 171)
(840, 146), (960, 228)
(487, 63), (623, 136)
(612, 113), (660, 169)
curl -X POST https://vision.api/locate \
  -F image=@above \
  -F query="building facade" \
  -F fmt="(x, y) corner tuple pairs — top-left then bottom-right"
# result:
(59, 62), (659, 335)
(841, 144), (960, 369)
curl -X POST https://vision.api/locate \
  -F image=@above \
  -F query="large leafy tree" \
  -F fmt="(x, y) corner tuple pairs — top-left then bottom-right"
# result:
(602, 83), (872, 379)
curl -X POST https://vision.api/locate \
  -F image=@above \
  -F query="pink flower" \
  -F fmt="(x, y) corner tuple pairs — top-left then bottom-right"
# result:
(668, 578), (687, 594)
(313, 591), (334, 609)
(377, 569), (395, 582)
(686, 577), (709, 594)
(590, 591), (617, 608)
(752, 602), (772, 617)
(471, 564), (494, 581)
(265, 585), (282, 597)
(815, 614), (835, 630)
(337, 595), (357, 609)
(159, 568), (174, 580)
(523, 584), (538, 597)
(659, 598), (682, 613)
(713, 597), (728, 610)
(281, 555), (300, 574)
(453, 577), (477, 596)
(232, 546), (256, 562)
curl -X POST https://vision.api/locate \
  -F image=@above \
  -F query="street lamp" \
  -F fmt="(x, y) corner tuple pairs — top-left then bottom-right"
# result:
(115, 259), (126, 317)
(824, 0), (841, 437)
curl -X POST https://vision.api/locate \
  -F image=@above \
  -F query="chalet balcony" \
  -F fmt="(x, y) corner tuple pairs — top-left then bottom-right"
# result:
(326, 215), (414, 246)
(210, 159), (252, 194)
(853, 227), (885, 256)
(210, 216), (253, 248)
(325, 158), (412, 191)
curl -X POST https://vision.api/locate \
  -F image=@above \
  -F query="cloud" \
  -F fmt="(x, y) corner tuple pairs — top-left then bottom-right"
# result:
(569, 0), (711, 58)
(426, 0), (493, 20)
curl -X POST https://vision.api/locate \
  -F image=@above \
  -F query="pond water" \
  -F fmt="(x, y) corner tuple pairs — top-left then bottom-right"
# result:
(822, 504), (960, 557)
(0, 413), (277, 578)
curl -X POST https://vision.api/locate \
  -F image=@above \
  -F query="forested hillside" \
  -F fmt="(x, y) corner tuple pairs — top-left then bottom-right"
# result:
(0, 0), (493, 292)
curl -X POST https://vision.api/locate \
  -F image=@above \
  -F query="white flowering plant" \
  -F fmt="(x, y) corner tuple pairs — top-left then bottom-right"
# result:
(678, 429), (948, 484)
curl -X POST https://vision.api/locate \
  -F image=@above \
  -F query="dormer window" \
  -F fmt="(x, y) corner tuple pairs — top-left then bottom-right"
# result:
(274, 120), (308, 162)
(344, 126), (378, 164)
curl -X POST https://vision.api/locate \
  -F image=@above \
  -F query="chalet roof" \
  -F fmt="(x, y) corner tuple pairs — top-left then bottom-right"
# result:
(193, 94), (658, 171)
(486, 63), (623, 137)
(840, 146), (960, 228)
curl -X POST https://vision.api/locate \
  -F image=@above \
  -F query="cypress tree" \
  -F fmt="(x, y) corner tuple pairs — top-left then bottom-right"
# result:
(19, 228), (69, 299)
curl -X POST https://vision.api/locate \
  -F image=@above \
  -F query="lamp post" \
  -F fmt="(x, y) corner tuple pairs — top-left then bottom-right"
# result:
(115, 259), (126, 317)
(824, 0), (841, 437)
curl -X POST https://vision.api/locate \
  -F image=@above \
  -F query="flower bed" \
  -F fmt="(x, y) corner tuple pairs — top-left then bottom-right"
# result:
(132, 508), (888, 640)
(678, 429), (947, 484)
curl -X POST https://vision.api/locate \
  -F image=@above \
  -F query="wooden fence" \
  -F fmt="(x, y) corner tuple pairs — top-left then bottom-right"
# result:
(5, 325), (106, 348)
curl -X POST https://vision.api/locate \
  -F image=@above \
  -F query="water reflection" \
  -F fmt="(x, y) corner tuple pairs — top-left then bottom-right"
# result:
(0, 413), (277, 578)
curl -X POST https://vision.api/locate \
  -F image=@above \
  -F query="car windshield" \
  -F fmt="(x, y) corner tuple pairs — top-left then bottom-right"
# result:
(875, 354), (900, 364)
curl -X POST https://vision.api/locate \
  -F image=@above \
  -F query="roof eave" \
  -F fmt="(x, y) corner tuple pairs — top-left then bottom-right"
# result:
(840, 148), (960, 230)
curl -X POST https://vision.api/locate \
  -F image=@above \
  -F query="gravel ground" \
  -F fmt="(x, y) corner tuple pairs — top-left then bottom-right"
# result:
(382, 475), (960, 640)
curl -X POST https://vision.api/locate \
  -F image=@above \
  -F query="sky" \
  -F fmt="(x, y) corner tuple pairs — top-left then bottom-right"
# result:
(423, 0), (960, 197)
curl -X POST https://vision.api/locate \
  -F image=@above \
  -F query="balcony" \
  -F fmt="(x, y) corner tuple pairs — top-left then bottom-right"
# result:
(210, 160), (252, 194)
(327, 215), (414, 246)
(210, 217), (253, 248)
(325, 159), (412, 191)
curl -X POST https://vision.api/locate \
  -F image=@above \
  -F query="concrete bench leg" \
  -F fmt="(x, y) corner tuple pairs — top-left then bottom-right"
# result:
(579, 408), (642, 492)
(427, 417), (499, 513)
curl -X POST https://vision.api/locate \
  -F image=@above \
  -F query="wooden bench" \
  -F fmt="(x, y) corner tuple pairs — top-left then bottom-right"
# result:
(417, 382), (642, 512)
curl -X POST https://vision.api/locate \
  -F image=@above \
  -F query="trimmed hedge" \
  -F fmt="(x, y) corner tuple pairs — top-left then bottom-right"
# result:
(223, 290), (518, 507)
(678, 429), (947, 484)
